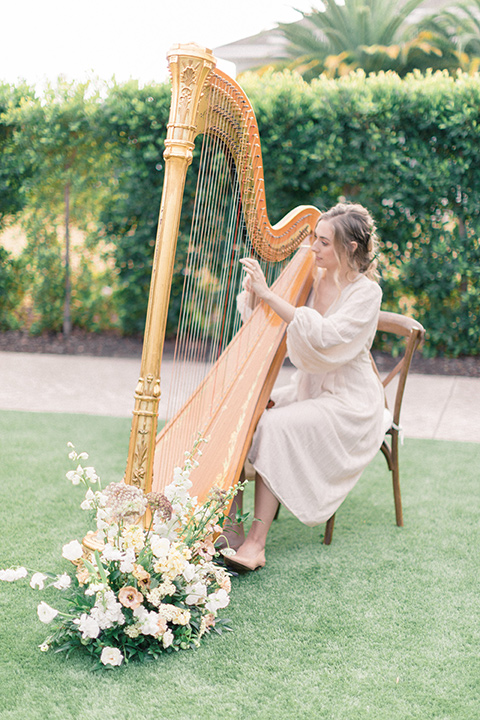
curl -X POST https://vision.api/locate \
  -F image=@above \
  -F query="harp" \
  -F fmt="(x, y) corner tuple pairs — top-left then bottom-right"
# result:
(124, 44), (320, 503)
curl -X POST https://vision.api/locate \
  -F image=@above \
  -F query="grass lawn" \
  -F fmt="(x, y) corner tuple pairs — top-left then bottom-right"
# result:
(0, 409), (479, 720)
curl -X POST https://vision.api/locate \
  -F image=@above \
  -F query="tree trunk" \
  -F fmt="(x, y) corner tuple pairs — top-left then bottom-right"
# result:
(63, 181), (71, 336)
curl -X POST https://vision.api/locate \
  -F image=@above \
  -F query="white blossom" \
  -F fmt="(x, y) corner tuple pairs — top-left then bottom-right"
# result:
(119, 548), (136, 573)
(53, 573), (71, 590)
(100, 646), (123, 666)
(150, 536), (170, 558)
(205, 588), (230, 614)
(185, 581), (208, 606)
(0, 567), (28, 582)
(162, 629), (174, 648)
(75, 613), (101, 639)
(84, 466), (99, 483)
(37, 601), (59, 624)
(62, 540), (83, 562)
(30, 572), (48, 590)
(182, 563), (196, 583)
(101, 544), (123, 563)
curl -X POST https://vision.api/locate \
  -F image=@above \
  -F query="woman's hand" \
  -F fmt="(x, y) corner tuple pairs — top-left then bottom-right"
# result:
(239, 256), (296, 324)
(240, 258), (270, 300)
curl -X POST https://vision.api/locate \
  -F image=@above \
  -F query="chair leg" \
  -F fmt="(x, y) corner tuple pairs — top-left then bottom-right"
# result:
(391, 429), (403, 527)
(324, 514), (335, 545)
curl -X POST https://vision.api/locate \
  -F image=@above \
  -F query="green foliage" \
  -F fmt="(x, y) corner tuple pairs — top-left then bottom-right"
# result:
(241, 69), (480, 356)
(94, 81), (173, 335)
(6, 78), (116, 335)
(0, 82), (36, 228)
(21, 212), (65, 333)
(275, 0), (463, 79)
(0, 246), (26, 330)
(2, 69), (480, 355)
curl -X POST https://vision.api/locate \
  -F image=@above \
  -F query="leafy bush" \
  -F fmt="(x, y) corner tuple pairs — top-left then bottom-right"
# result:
(0, 246), (26, 330)
(3, 71), (480, 355)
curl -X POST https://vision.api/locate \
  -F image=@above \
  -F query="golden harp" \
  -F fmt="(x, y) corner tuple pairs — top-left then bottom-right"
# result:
(124, 44), (320, 503)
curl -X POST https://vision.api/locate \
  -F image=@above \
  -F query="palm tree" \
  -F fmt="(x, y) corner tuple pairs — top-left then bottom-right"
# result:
(275, 0), (458, 79)
(418, 0), (480, 72)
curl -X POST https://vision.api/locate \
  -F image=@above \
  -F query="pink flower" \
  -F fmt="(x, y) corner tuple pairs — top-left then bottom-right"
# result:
(118, 586), (144, 609)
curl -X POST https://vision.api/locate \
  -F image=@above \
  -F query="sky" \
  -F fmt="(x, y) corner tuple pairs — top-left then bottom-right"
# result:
(1, 0), (318, 88)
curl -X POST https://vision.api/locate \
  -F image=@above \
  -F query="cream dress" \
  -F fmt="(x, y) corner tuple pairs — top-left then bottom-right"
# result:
(246, 272), (388, 526)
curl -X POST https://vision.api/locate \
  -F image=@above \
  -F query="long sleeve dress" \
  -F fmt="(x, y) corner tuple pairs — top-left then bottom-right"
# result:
(246, 272), (388, 527)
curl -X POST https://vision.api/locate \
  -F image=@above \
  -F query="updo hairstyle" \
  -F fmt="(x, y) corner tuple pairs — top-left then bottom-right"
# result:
(321, 202), (379, 281)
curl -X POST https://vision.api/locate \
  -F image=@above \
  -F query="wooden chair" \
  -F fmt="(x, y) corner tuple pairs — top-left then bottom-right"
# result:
(323, 310), (426, 545)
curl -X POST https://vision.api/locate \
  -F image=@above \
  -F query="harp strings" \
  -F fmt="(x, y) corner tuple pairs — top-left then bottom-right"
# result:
(161, 72), (287, 474)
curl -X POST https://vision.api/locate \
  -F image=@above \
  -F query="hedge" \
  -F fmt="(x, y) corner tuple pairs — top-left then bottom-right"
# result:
(1, 70), (479, 355)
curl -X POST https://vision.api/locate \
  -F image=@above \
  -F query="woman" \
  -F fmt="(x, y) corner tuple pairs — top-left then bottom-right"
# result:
(225, 202), (388, 572)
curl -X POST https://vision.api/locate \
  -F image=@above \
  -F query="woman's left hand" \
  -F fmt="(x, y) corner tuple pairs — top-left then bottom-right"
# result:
(240, 258), (270, 300)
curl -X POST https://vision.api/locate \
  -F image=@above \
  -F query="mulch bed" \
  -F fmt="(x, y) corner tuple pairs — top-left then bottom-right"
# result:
(1, 329), (479, 377)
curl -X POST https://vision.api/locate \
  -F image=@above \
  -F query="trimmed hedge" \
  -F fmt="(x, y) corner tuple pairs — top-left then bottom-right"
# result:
(1, 71), (479, 355)
(240, 69), (480, 357)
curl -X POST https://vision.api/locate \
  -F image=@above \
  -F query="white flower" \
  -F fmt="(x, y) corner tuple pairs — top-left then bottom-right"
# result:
(53, 573), (71, 590)
(162, 628), (174, 648)
(80, 487), (96, 511)
(205, 588), (230, 614)
(0, 567), (28, 582)
(62, 539), (83, 562)
(185, 581), (208, 606)
(182, 563), (196, 583)
(84, 466), (99, 483)
(150, 536), (170, 558)
(77, 452), (89, 460)
(75, 613), (101, 639)
(30, 572), (48, 590)
(101, 544), (123, 563)
(119, 547), (136, 573)
(85, 582), (107, 596)
(38, 642), (50, 652)
(138, 610), (162, 636)
(37, 601), (59, 624)
(66, 465), (83, 485)
(100, 646), (123, 666)
(133, 605), (148, 622)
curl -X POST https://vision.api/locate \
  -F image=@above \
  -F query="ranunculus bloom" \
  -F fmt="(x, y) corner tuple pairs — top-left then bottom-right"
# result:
(30, 572), (48, 590)
(62, 540), (83, 562)
(100, 646), (123, 666)
(118, 585), (144, 609)
(37, 601), (59, 624)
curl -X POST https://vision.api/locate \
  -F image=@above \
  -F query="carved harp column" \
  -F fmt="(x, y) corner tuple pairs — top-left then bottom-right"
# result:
(124, 45), (215, 491)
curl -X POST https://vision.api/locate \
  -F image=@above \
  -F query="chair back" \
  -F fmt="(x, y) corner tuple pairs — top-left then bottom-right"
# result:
(373, 311), (426, 429)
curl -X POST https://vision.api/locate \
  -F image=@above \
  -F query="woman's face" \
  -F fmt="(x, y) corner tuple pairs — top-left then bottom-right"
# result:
(311, 219), (339, 272)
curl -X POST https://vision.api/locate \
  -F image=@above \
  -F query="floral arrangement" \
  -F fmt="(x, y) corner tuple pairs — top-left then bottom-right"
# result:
(0, 437), (241, 669)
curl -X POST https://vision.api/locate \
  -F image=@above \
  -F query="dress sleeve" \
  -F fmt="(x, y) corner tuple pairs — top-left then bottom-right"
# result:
(287, 278), (382, 373)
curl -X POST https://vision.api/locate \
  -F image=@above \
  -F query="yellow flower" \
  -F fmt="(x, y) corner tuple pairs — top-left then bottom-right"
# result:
(153, 545), (187, 580)
(118, 585), (144, 609)
(122, 526), (145, 553)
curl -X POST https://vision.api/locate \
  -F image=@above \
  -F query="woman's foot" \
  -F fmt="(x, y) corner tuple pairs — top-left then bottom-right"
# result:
(224, 541), (265, 572)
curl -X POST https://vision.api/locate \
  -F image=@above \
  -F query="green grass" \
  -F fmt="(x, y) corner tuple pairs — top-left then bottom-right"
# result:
(0, 409), (479, 720)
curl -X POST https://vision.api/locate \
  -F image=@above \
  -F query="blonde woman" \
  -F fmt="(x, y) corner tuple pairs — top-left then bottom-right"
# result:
(226, 203), (388, 572)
